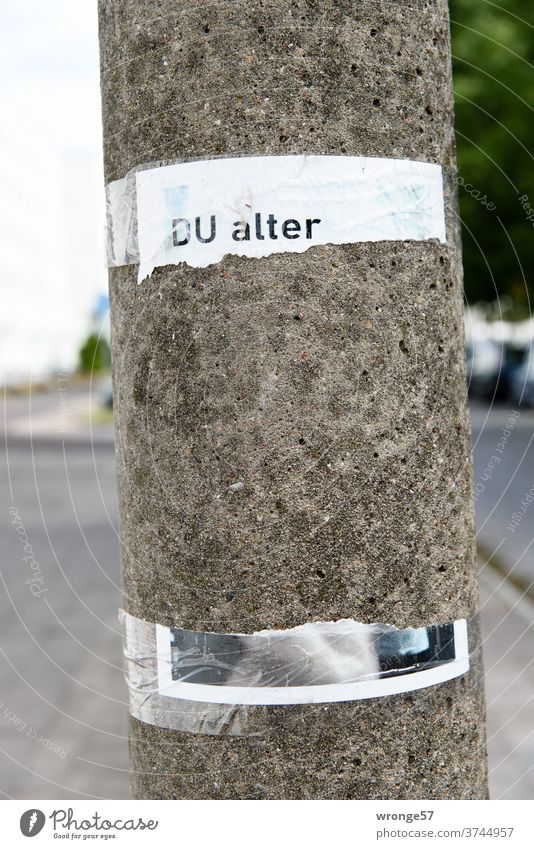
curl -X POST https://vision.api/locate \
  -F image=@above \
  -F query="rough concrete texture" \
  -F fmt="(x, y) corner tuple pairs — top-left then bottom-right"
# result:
(98, 0), (488, 798)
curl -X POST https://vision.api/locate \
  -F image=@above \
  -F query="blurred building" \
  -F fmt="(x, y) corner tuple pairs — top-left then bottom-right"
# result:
(0, 111), (108, 384)
(466, 304), (534, 347)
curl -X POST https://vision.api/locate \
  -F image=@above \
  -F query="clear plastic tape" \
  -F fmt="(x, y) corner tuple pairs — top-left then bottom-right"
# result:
(106, 158), (174, 267)
(120, 609), (474, 736)
(106, 155), (448, 282)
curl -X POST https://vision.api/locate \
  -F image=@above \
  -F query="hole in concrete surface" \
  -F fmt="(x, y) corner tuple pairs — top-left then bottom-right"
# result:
(399, 339), (409, 354)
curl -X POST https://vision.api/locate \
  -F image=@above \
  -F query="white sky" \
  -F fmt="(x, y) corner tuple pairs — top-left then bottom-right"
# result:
(0, 1), (108, 380)
(0, 0), (103, 156)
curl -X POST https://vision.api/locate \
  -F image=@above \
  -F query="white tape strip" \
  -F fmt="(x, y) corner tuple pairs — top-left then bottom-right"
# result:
(107, 155), (447, 282)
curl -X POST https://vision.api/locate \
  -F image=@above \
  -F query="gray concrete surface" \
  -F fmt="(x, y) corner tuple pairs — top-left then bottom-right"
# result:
(99, 0), (486, 799)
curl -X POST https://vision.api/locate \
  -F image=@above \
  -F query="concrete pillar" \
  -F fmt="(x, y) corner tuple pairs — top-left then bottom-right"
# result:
(98, 0), (488, 798)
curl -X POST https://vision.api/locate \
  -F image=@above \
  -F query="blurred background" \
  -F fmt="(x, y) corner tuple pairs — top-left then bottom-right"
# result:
(0, 0), (533, 799)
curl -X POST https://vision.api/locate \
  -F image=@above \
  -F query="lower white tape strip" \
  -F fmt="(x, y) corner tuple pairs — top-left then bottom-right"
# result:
(153, 618), (468, 706)
(121, 611), (469, 732)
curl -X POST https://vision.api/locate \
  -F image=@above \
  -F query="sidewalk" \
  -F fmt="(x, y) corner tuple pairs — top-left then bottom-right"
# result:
(479, 562), (534, 799)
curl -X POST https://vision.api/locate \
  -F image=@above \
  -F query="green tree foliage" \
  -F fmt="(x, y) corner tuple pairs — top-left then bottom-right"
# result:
(450, 0), (534, 311)
(78, 333), (111, 374)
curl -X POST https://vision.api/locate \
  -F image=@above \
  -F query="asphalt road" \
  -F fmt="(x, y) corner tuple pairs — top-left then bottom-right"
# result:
(0, 389), (533, 799)
(1, 388), (128, 799)
(471, 401), (534, 800)
(471, 401), (534, 592)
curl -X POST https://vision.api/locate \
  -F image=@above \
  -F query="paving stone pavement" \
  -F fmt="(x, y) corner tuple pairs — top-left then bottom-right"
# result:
(479, 564), (534, 800)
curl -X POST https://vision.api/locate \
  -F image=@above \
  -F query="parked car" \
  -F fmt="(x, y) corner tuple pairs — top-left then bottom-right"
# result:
(466, 340), (527, 401)
(509, 351), (534, 407)
(466, 339), (504, 399)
